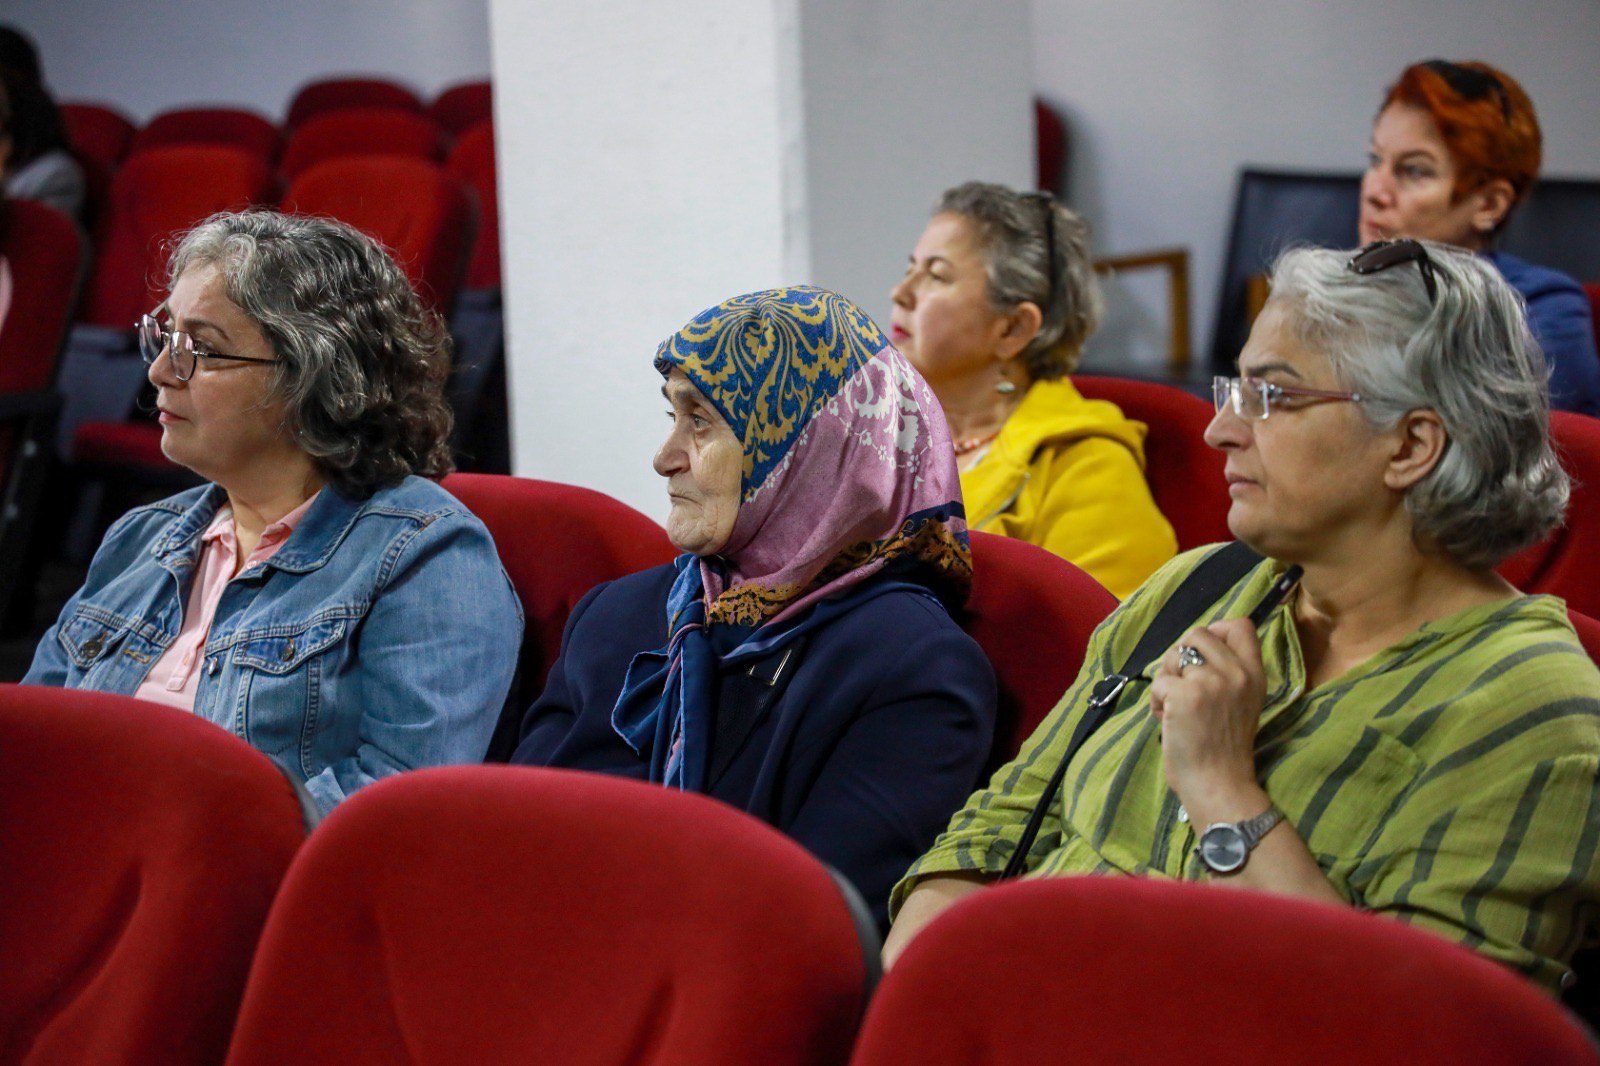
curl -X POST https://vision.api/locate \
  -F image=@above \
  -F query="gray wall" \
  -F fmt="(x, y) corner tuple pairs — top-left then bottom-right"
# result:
(1033, 0), (1600, 372)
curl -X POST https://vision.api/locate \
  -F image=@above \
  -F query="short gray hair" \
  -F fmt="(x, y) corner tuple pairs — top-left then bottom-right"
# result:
(1267, 241), (1566, 570)
(936, 181), (1102, 379)
(168, 210), (454, 498)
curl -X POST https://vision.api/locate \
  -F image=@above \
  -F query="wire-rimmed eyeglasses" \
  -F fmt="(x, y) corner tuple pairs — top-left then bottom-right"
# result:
(137, 312), (279, 382)
(1213, 375), (1365, 422)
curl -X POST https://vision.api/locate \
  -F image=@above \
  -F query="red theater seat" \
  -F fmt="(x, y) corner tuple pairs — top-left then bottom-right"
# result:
(1499, 411), (1600, 617)
(1073, 374), (1231, 551)
(0, 684), (310, 1064)
(964, 531), (1116, 769)
(430, 80), (493, 136)
(286, 76), (424, 128)
(129, 107), (283, 164)
(1035, 97), (1067, 194)
(440, 473), (676, 757)
(226, 767), (872, 1066)
(80, 145), (276, 328)
(59, 102), (136, 166)
(279, 107), (445, 182)
(0, 200), (84, 618)
(446, 120), (500, 289)
(854, 877), (1599, 1066)
(284, 156), (471, 313)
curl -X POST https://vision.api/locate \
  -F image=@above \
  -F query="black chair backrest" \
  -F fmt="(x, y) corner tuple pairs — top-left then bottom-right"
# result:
(1208, 168), (1600, 373)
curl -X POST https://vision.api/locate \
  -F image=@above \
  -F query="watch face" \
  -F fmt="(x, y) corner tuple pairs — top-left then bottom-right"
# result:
(1200, 824), (1249, 874)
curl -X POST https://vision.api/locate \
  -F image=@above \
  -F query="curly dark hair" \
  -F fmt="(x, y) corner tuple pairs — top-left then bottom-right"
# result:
(169, 210), (454, 498)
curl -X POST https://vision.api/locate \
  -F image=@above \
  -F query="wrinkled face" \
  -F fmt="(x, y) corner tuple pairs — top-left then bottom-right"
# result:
(888, 212), (1011, 388)
(653, 369), (743, 556)
(1360, 104), (1496, 250)
(147, 263), (301, 488)
(1204, 303), (1393, 560)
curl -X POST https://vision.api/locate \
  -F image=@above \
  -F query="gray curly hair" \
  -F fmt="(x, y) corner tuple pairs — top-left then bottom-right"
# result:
(1266, 241), (1567, 570)
(168, 210), (455, 498)
(936, 181), (1103, 380)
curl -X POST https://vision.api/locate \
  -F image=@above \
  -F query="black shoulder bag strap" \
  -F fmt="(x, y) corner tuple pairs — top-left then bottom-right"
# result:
(999, 541), (1264, 879)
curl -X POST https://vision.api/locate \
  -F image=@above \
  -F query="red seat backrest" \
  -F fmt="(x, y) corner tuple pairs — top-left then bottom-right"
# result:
(964, 531), (1117, 770)
(1568, 609), (1600, 664)
(225, 767), (869, 1065)
(1034, 97), (1067, 194)
(279, 107), (444, 182)
(1498, 411), (1600, 617)
(854, 877), (1599, 1065)
(285, 77), (424, 128)
(1073, 374), (1230, 551)
(80, 145), (275, 328)
(440, 473), (677, 710)
(129, 107), (283, 164)
(59, 101), (136, 166)
(0, 683), (307, 1065)
(430, 80), (493, 136)
(446, 120), (499, 289)
(283, 156), (472, 313)
(0, 199), (84, 394)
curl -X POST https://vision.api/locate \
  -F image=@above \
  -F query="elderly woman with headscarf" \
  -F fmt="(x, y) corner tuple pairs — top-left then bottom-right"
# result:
(512, 286), (997, 924)
(25, 210), (522, 814)
(1362, 59), (1599, 415)
(885, 240), (1600, 993)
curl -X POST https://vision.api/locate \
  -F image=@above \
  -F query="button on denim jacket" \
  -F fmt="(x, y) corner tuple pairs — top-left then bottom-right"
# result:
(25, 476), (523, 814)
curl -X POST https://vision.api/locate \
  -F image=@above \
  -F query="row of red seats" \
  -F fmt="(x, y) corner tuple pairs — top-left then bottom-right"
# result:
(4, 478), (1595, 1061)
(67, 103), (480, 187)
(63, 126), (498, 331)
(61, 77), (491, 166)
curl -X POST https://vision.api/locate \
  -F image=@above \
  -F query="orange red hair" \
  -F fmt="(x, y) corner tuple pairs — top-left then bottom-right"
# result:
(1381, 61), (1542, 208)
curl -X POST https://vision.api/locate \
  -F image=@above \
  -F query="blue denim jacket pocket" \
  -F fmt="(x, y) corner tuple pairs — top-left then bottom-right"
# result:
(226, 613), (356, 775)
(57, 608), (164, 692)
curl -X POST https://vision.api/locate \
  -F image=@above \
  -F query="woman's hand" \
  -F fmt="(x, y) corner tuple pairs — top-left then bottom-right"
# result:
(1147, 618), (1268, 817)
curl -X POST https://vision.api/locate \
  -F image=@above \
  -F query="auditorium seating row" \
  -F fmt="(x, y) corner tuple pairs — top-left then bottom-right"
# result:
(3, 480), (1597, 1062)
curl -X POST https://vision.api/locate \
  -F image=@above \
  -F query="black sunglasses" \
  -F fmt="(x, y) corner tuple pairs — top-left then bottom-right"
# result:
(1029, 191), (1059, 304)
(1421, 59), (1512, 124)
(1348, 238), (1438, 305)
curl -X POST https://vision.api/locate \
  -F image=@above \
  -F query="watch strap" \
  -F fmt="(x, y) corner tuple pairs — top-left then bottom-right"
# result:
(1237, 804), (1285, 849)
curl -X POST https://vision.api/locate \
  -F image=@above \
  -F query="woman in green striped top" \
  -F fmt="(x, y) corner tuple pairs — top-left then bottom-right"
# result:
(885, 239), (1600, 993)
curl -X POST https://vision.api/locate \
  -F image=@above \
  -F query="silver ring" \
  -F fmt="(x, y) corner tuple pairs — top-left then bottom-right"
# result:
(1176, 644), (1207, 672)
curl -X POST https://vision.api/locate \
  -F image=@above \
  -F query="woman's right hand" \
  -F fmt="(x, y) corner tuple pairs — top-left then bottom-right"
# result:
(881, 873), (991, 969)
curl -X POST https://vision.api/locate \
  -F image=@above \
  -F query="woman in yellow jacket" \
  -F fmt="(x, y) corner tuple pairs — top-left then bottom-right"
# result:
(890, 181), (1176, 598)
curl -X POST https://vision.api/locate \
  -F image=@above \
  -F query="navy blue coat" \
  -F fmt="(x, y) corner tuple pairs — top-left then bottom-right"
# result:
(511, 563), (997, 927)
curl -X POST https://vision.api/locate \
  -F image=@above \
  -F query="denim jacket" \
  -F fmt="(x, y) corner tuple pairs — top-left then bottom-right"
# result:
(25, 476), (523, 814)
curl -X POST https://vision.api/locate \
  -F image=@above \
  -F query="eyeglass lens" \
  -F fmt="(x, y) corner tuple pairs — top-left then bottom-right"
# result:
(1213, 377), (1270, 420)
(138, 316), (196, 379)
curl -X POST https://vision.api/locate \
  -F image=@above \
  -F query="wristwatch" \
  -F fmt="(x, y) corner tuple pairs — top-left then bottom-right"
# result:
(1197, 805), (1284, 875)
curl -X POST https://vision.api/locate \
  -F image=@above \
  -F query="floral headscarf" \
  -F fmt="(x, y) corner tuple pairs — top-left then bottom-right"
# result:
(613, 287), (970, 790)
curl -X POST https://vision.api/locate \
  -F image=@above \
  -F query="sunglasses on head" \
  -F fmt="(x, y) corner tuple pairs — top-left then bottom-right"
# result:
(1348, 238), (1439, 305)
(1421, 59), (1512, 124)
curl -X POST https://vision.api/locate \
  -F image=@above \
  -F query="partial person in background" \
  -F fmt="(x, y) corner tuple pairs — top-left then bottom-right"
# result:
(890, 181), (1176, 599)
(1362, 59), (1599, 416)
(514, 287), (995, 926)
(25, 211), (522, 814)
(0, 26), (84, 222)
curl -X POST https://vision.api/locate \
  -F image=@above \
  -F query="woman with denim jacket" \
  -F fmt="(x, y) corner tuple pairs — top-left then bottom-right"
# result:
(24, 211), (522, 814)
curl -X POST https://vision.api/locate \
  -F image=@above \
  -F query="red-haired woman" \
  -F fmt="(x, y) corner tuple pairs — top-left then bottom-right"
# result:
(1361, 59), (1598, 415)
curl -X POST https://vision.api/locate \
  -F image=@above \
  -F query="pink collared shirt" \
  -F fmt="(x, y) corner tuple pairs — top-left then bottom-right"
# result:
(134, 494), (319, 712)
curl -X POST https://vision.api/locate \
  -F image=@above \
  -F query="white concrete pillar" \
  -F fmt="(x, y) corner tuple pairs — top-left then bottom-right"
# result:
(491, 0), (1032, 518)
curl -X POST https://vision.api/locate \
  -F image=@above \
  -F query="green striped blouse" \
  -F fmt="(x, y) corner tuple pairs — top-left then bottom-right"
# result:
(893, 546), (1600, 991)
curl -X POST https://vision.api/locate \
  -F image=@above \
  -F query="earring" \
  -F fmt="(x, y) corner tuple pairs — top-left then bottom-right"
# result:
(996, 376), (1018, 395)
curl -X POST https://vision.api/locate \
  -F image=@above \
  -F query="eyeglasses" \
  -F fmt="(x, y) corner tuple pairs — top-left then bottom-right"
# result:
(1213, 375), (1364, 422)
(1348, 238), (1438, 305)
(1421, 59), (1512, 124)
(1028, 191), (1059, 303)
(137, 312), (279, 382)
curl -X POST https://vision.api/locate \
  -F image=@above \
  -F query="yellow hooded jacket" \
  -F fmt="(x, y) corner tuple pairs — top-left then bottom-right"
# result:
(961, 377), (1177, 599)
